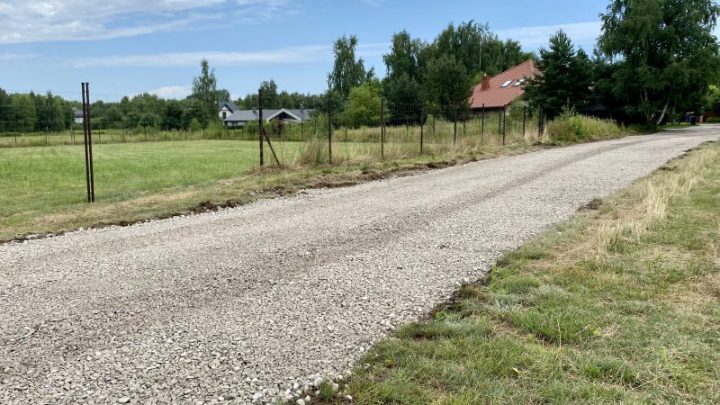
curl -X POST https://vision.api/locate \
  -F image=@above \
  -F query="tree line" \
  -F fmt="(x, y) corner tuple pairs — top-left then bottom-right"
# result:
(522, 0), (719, 126)
(0, 89), (75, 133)
(2, 0), (718, 133)
(325, 21), (532, 127)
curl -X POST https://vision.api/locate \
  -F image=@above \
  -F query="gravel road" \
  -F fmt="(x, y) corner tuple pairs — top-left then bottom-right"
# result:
(1, 127), (718, 404)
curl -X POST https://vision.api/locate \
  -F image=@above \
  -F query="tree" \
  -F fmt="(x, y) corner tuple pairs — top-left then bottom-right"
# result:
(0, 88), (12, 132)
(35, 92), (66, 132)
(102, 105), (124, 130)
(424, 54), (473, 119)
(704, 84), (720, 113)
(383, 31), (426, 119)
(11, 94), (37, 132)
(433, 21), (530, 79)
(162, 100), (185, 130)
(328, 35), (374, 99)
(599, 0), (720, 125)
(341, 80), (383, 127)
(260, 80), (280, 108)
(191, 59), (220, 127)
(525, 30), (593, 118)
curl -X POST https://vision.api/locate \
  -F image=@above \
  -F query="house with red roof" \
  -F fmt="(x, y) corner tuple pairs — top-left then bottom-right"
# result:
(469, 59), (539, 113)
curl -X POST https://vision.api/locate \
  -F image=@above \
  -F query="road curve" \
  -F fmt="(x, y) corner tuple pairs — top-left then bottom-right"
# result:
(1, 126), (718, 404)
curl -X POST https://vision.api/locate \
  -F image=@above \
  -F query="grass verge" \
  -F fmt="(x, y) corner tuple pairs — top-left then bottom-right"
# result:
(0, 139), (537, 242)
(326, 141), (720, 404)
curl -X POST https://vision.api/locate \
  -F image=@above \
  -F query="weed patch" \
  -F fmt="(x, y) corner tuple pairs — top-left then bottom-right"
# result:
(330, 142), (720, 404)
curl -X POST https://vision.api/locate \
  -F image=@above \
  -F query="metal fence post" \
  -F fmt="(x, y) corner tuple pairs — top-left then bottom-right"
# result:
(420, 104), (424, 154)
(498, 110), (502, 135)
(328, 107), (333, 164)
(522, 106), (527, 139)
(81, 82), (95, 203)
(453, 107), (457, 145)
(380, 97), (385, 159)
(481, 104), (485, 142)
(502, 107), (507, 146)
(538, 106), (544, 139)
(258, 88), (264, 166)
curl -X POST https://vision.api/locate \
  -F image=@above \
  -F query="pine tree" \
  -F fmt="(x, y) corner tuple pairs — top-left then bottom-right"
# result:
(525, 30), (592, 118)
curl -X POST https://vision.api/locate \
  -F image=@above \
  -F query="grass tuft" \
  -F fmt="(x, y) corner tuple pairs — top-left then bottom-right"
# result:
(330, 141), (720, 404)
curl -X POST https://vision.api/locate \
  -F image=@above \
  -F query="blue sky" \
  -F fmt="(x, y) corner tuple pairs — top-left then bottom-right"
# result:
(0, 0), (611, 101)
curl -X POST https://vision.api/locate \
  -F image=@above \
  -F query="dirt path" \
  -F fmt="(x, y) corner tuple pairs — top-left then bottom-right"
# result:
(1, 127), (718, 404)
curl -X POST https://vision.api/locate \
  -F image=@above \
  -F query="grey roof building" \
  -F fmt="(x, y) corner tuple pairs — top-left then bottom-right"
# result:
(218, 101), (315, 127)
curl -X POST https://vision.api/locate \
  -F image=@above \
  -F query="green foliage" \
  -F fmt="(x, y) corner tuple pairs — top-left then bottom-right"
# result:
(599, 0), (720, 125)
(189, 118), (202, 132)
(383, 31), (426, 118)
(191, 59), (229, 127)
(432, 21), (530, 78)
(424, 54), (472, 119)
(546, 108), (623, 143)
(341, 82), (383, 128)
(704, 84), (720, 113)
(316, 381), (336, 401)
(11, 94), (37, 132)
(329, 35), (374, 99)
(234, 85), (324, 110)
(35, 92), (68, 132)
(525, 31), (593, 118)
(0, 88), (10, 132)
(259, 80), (279, 108)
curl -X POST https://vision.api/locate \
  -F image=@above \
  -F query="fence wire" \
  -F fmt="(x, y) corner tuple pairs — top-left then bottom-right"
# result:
(0, 88), (547, 210)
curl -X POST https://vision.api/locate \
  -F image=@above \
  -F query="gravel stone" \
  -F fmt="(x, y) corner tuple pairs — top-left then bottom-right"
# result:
(0, 128), (717, 404)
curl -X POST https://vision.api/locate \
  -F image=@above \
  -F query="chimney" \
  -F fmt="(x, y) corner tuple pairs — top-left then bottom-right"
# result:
(481, 75), (491, 91)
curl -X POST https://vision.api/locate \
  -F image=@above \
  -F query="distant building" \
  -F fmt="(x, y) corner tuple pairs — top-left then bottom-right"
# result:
(218, 102), (315, 127)
(73, 108), (84, 124)
(469, 60), (540, 113)
(218, 102), (239, 121)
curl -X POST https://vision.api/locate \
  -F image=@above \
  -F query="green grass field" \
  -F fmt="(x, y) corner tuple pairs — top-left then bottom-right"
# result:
(0, 136), (539, 241)
(1, 140), (266, 213)
(1, 140), (294, 239)
(0, 114), (617, 242)
(330, 142), (720, 404)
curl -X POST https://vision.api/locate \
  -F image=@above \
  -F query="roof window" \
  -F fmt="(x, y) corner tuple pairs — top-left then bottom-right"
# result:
(501, 80), (513, 88)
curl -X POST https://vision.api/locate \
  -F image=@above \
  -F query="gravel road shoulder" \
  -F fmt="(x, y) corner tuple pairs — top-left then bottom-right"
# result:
(1, 127), (718, 404)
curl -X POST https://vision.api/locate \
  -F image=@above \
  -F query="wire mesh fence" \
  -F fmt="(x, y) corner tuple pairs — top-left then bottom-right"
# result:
(0, 86), (547, 211)
(256, 96), (544, 168)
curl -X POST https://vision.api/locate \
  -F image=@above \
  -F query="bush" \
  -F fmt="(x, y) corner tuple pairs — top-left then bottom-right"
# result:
(546, 109), (623, 143)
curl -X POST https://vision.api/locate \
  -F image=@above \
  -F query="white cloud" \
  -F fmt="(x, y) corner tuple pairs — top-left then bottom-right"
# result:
(0, 0), (291, 44)
(146, 85), (192, 99)
(68, 42), (390, 68)
(498, 21), (603, 50)
(0, 53), (38, 61)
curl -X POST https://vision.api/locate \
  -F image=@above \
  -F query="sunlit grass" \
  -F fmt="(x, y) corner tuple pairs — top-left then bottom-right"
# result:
(335, 142), (720, 404)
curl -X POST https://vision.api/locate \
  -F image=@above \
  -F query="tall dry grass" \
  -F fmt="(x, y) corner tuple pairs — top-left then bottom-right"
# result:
(594, 145), (719, 256)
(277, 113), (541, 167)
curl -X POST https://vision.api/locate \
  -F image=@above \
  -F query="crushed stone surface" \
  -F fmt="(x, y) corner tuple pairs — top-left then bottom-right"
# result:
(1, 127), (718, 404)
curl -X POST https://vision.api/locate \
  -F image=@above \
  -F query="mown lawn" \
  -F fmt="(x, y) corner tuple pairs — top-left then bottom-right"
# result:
(0, 140), (269, 213)
(0, 136), (538, 241)
(0, 140), (302, 238)
(332, 142), (720, 404)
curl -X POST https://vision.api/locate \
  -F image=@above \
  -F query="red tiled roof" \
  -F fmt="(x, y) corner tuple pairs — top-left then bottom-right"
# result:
(469, 59), (539, 109)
